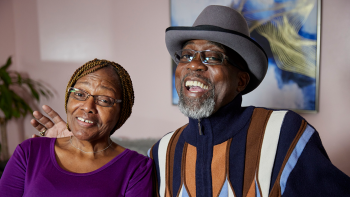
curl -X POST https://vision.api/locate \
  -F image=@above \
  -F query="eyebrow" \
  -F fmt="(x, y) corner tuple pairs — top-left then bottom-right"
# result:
(76, 81), (117, 94)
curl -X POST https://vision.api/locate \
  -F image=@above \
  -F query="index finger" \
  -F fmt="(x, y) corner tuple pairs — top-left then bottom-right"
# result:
(42, 105), (64, 124)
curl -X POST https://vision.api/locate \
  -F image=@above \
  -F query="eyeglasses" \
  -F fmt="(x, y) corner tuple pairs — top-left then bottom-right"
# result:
(68, 87), (122, 107)
(174, 49), (243, 70)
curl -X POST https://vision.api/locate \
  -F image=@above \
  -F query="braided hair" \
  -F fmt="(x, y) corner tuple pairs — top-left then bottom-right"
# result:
(64, 58), (134, 135)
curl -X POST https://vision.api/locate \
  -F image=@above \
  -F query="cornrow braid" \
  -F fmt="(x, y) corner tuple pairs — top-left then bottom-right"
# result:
(64, 58), (135, 135)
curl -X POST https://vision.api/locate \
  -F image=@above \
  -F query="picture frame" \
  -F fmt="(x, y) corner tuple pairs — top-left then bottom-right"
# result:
(171, 0), (321, 113)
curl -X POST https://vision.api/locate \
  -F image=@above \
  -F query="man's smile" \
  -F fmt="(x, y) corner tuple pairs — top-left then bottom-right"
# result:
(185, 80), (209, 92)
(182, 75), (212, 98)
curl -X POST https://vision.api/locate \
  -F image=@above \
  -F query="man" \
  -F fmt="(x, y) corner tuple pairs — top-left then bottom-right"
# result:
(32, 5), (350, 197)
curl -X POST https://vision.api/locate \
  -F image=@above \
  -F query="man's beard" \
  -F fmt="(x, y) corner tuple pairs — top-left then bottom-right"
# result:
(178, 74), (215, 119)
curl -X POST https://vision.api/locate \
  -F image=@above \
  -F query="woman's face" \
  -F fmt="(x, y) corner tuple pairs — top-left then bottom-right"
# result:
(66, 66), (122, 141)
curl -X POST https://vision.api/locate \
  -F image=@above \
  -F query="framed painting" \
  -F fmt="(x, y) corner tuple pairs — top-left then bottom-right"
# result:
(171, 0), (321, 113)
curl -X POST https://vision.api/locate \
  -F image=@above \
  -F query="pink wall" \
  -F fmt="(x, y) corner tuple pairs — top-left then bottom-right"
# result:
(1, 0), (349, 176)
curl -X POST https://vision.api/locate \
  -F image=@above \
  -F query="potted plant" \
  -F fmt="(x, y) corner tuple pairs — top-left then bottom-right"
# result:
(0, 56), (52, 163)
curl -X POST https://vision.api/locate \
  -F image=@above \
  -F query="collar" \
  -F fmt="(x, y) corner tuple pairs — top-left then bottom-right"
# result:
(182, 94), (254, 146)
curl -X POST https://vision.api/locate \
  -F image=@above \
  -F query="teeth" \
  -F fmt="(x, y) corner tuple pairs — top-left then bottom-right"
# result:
(185, 81), (193, 86)
(185, 80), (208, 90)
(77, 117), (93, 124)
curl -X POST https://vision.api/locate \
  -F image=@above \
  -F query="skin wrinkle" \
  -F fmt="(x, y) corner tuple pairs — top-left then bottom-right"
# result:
(76, 80), (119, 94)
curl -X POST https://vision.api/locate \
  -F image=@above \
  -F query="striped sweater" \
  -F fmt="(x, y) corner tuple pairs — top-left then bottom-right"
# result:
(149, 95), (350, 197)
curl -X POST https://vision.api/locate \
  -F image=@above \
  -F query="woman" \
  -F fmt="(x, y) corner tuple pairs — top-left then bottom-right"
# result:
(0, 59), (153, 196)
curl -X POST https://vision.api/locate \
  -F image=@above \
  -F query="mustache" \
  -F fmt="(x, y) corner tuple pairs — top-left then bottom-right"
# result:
(181, 72), (213, 88)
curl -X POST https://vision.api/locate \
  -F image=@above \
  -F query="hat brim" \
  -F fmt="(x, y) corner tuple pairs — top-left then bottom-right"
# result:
(166, 25), (268, 95)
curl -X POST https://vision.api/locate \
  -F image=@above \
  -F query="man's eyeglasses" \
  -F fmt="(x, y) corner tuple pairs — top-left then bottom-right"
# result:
(174, 49), (243, 70)
(68, 87), (122, 107)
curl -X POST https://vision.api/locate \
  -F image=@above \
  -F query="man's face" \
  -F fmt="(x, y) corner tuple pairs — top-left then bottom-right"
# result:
(175, 40), (249, 118)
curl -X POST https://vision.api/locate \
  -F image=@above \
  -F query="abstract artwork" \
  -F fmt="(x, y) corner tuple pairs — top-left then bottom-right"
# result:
(171, 0), (320, 112)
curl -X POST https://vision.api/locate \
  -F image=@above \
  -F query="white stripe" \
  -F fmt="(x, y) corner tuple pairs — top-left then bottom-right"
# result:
(258, 111), (287, 197)
(227, 177), (235, 197)
(158, 131), (175, 197)
(147, 148), (151, 157)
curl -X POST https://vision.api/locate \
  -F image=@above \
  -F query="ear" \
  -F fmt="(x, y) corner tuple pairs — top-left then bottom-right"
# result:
(236, 71), (250, 93)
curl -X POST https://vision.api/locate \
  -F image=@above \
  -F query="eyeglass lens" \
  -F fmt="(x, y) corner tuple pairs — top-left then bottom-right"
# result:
(175, 49), (224, 65)
(68, 88), (116, 107)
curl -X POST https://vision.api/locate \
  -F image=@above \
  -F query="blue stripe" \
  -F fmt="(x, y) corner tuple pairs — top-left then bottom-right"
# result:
(181, 184), (190, 197)
(218, 178), (228, 197)
(270, 111), (303, 192)
(255, 180), (261, 197)
(280, 125), (315, 194)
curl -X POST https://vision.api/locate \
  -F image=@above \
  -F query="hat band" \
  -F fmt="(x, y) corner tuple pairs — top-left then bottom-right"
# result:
(166, 25), (267, 59)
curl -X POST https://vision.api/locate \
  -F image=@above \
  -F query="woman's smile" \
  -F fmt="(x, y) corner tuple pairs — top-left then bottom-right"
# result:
(76, 116), (96, 127)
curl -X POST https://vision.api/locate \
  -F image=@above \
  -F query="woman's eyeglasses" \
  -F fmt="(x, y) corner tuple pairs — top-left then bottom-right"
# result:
(68, 87), (122, 107)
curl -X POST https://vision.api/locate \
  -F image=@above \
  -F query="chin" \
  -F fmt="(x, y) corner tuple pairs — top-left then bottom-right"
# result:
(178, 86), (216, 119)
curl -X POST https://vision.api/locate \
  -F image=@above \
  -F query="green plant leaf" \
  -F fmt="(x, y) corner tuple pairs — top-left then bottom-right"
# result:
(12, 103), (21, 118)
(39, 89), (50, 99)
(24, 80), (39, 101)
(0, 56), (52, 120)
(16, 72), (22, 85)
(11, 92), (32, 117)
(0, 57), (12, 70)
(0, 85), (13, 119)
(0, 69), (12, 86)
(11, 93), (22, 118)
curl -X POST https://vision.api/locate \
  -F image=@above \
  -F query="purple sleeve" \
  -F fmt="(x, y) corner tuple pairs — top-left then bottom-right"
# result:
(125, 157), (154, 197)
(0, 144), (28, 196)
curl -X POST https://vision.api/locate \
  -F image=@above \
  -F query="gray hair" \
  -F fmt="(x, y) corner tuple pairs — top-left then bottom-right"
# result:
(177, 79), (215, 119)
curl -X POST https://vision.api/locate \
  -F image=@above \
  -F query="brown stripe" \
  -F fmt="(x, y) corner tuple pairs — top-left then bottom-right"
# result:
(149, 144), (160, 197)
(246, 179), (256, 197)
(212, 140), (229, 197)
(184, 143), (197, 197)
(226, 138), (237, 197)
(243, 108), (273, 197)
(165, 124), (188, 197)
(176, 143), (189, 197)
(268, 120), (307, 197)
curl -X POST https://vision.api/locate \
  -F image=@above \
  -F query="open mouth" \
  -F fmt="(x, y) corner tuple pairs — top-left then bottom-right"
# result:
(185, 80), (209, 93)
(77, 117), (94, 124)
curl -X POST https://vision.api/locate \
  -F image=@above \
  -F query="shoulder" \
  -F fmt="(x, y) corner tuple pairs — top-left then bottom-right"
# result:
(8, 137), (54, 169)
(250, 107), (313, 145)
(252, 107), (306, 124)
(122, 149), (153, 168)
(18, 137), (54, 151)
(149, 131), (176, 154)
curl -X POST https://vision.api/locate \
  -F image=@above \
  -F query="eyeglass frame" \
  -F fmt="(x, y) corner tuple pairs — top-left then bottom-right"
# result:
(174, 49), (245, 71)
(68, 87), (122, 107)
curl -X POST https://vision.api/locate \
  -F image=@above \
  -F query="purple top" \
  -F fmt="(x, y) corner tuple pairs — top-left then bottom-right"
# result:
(0, 137), (153, 196)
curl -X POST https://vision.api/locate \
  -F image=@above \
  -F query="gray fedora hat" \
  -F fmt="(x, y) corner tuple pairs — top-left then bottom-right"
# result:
(166, 5), (268, 94)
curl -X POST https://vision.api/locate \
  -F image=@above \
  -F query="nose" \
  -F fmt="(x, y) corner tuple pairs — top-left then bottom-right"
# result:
(186, 53), (208, 71)
(81, 96), (98, 114)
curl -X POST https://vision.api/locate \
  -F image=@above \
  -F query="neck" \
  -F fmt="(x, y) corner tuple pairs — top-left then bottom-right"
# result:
(183, 94), (255, 145)
(70, 135), (113, 154)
